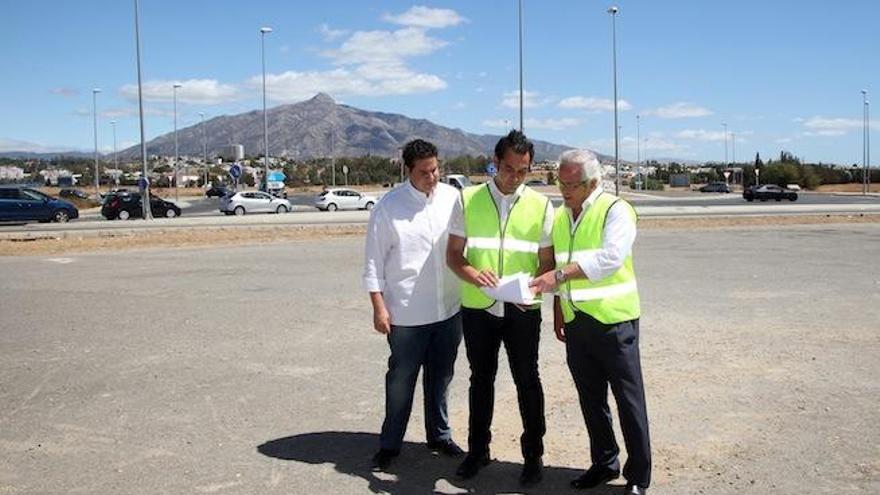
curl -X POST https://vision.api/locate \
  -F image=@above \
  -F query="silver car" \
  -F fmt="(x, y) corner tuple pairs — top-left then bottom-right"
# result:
(314, 188), (377, 212)
(220, 191), (291, 215)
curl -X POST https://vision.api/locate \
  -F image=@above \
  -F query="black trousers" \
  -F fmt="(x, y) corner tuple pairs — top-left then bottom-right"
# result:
(462, 305), (545, 460)
(565, 311), (651, 488)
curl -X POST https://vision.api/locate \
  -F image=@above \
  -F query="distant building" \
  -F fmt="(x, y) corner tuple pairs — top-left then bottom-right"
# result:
(0, 166), (25, 180)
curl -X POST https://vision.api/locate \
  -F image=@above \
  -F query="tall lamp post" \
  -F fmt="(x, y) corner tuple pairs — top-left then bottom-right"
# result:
(172, 83), (181, 201)
(518, 0), (524, 132)
(722, 122), (728, 166)
(608, 5), (620, 195)
(863, 90), (871, 195)
(111, 120), (118, 184)
(133, 0), (151, 219)
(636, 114), (641, 191)
(92, 88), (102, 196)
(199, 112), (208, 187)
(260, 26), (272, 191)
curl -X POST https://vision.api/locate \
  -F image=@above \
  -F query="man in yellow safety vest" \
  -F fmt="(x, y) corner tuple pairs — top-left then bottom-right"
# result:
(530, 149), (651, 495)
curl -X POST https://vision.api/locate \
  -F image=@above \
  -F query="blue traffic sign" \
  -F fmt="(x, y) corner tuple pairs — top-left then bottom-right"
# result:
(486, 163), (497, 176)
(229, 163), (242, 179)
(137, 177), (149, 190)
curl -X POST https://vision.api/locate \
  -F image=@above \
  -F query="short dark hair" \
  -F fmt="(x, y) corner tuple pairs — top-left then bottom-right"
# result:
(402, 139), (438, 169)
(494, 129), (534, 164)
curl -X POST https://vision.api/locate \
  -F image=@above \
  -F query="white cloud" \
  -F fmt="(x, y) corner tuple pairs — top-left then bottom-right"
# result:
(643, 102), (712, 119)
(73, 106), (172, 119)
(383, 6), (467, 29)
(119, 79), (239, 105)
(803, 130), (847, 137)
(326, 27), (446, 65)
(587, 136), (681, 153)
(453, 101), (467, 109)
(49, 87), (78, 97)
(317, 23), (348, 41)
(483, 117), (583, 131)
(675, 129), (727, 142)
(252, 66), (446, 102)
(501, 90), (549, 109)
(0, 138), (83, 153)
(802, 117), (862, 131)
(558, 96), (632, 112)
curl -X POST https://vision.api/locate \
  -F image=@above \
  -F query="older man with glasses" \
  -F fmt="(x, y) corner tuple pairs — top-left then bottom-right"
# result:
(530, 149), (651, 495)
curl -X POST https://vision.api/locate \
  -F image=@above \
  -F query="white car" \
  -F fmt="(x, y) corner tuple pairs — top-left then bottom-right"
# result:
(220, 191), (291, 215)
(314, 188), (377, 211)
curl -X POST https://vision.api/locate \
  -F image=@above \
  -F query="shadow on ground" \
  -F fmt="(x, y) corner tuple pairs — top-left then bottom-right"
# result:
(258, 431), (623, 494)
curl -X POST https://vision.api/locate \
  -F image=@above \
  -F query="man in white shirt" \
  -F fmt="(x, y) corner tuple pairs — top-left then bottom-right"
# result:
(362, 139), (464, 471)
(530, 149), (651, 495)
(446, 130), (555, 486)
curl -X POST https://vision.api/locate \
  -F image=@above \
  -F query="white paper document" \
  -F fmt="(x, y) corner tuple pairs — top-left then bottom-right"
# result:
(480, 274), (538, 305)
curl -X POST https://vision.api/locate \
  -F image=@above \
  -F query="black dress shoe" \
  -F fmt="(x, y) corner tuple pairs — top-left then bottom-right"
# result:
(625, 483), (647, 494)
(570, 465), (620, 489)
(519, 457), (543, 486)
(371, 448), (399, 471)
(456, 451), (491, 479)
(426, 439), (465, 457)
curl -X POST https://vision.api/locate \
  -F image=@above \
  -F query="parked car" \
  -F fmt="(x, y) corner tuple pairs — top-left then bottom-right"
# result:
(0, 187), (79, 223)
(743, 184), (798, 202)
(101, 193), (181, 220)
(440, 174), (471, 190)
(59, 188), (91, 200)
(314, 188), (377, 211)
(206, 185), (229, 198)
(699, 182), (731, 193)
(220, 191), (291, 215)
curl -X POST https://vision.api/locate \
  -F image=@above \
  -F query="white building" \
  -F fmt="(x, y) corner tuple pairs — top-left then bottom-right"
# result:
(0, 166), (25, 180)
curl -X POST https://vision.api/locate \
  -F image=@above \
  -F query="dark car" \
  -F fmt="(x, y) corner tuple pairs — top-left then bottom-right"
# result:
(206, 185), (229, 198)
(0, 187), (79, 223)
(59, 188), (91, 200)
(699, 182), (731, 193)
(101, 192), (181, 220)
(743, 184), (798, 202)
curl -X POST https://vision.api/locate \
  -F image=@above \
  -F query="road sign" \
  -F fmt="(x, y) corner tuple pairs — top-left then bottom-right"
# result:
(723, 171), (731, 180)
(137, 177), (149, 191)
(486, 163), (497, 176)
(342, 165), (349, 175)
(229, 163), (242, 179)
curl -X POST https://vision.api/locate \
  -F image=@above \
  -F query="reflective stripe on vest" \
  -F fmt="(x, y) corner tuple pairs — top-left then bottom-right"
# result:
(553, 192), (641, 324)
(461, 184), (549, 309)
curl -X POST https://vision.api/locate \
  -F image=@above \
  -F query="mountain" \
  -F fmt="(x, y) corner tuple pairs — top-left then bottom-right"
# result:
(0, 151), (95, 159)
(116, 93), (586, 162)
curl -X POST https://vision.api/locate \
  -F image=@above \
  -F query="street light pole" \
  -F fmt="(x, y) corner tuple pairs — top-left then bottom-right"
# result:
(636, 114), (640, 191)
(173, 83), (181, 201)
(133, 0), (151, 220)
(199, 112), (207, 187)
(111, 120), (118, 186)
(722, 122), (728, 166)
(92, 88), (101, 196)
(518, 0), (524, 133)
(862, 89), (871, 194)
(260, 26), (272, 192)
(608, 5), (620, 196)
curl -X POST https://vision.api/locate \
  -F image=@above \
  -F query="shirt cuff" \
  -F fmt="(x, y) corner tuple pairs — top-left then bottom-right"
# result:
(577, 257), (603, 283)
(362, 277), (386, 292)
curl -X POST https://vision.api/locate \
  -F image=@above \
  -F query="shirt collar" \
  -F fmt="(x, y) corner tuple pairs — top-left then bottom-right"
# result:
(406, 179), (433, 203)
(568, 186), (604, 218)
(488, 177), (524, 200)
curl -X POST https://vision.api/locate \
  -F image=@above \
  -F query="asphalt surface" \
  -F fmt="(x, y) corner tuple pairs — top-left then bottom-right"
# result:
(1, 190), (879, 237)
(1, 224), (878, 494)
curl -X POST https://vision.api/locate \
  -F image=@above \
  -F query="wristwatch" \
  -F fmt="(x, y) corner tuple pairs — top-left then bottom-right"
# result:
(554, 268), (566, 285)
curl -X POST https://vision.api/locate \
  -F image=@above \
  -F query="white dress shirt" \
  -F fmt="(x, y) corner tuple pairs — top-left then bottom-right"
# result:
(565, 187), (637, 282)
(449, 179), (554, 317)
(363, 181), (461, 327)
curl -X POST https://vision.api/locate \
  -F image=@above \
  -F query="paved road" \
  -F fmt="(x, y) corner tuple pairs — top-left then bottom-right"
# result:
(1, 224), (877, 494)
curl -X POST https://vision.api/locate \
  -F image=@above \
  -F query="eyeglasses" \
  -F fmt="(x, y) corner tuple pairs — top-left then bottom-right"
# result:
(555, 179), (588, 190)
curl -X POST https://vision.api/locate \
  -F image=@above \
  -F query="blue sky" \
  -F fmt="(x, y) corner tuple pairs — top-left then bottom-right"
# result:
(1, 0), (877, 165)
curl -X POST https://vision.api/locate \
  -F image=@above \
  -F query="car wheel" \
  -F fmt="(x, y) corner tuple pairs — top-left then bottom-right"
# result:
(789, 196), (797, 201)
(52, 210), (70, 223)
(118, 210), (131, 220)
(327, 203), (338, 212)
(275, 205), (288, 214)
(234, 206), (245, 216)
(365, 201), (374, 211)
(165, 208), (177, 218)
